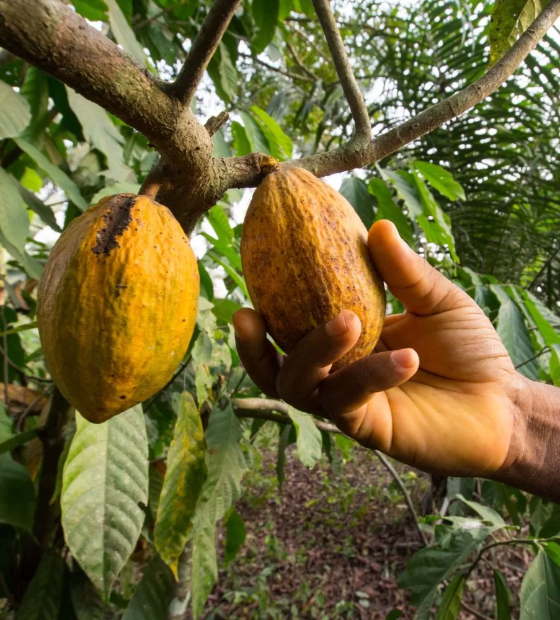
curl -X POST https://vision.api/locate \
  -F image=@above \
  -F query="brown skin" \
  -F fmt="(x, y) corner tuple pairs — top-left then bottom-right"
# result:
(233, 220), (560, 502)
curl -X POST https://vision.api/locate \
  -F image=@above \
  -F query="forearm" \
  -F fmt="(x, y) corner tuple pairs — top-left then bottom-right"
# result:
(492, 374), (560, 502)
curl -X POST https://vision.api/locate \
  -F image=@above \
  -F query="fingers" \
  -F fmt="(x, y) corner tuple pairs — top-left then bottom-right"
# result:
(369, 220), (473, 316)
(232, 308), (282, 397)
(318, 348), (419, 414)
(276, 310), (361, 412)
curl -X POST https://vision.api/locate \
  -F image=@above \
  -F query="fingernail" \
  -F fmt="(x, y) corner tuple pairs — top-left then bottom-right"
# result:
(325, 313), (348, 337)
(391, 349), (416, 368)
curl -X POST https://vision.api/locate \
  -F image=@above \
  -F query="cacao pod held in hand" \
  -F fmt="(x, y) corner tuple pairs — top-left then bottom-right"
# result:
(38, 194), (199, 423)
(241, 168), (385, 370)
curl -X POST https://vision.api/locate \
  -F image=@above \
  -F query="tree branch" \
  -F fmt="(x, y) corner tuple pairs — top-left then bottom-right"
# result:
(218, 0), (560, 188)
(171, 0), (242, 105)
(232, 397), (338, 433)
(310, 0), (371, 144)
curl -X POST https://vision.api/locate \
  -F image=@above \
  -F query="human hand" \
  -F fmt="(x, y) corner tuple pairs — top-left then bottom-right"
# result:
(233, 220), (525, 478)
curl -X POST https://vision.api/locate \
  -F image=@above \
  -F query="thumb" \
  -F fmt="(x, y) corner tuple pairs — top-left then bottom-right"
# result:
(368, 220), (472, 315)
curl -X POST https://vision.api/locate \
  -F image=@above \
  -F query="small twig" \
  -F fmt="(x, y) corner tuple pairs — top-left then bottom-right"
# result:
(240, 51), (316, 83)
(310, 0), (371, 144)
(204, 111), (230, 137)
(133, 5), (177, 31)
(465, 538), (541, 580)
(373, 450), (430, 546)
(171, 0), (242, 105)
(461, 602), (493, 620)
(285, 39), (321, 81)
(16, 388), (51, 432)
(515, 345), (549, 369)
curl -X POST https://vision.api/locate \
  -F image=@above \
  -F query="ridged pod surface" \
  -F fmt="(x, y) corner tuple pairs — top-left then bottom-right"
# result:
(38, 194), (199, 423)
(241, 168), (386, 370)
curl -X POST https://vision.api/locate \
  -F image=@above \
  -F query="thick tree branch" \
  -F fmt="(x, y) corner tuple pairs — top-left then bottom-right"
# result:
(310, 0), (371, 144)
(171, 0), (242, 105)
(218, 0), (560, 188)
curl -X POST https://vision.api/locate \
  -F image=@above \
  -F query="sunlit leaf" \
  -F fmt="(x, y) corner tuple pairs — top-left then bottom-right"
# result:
(191, 524), (218, 619)
(61, 407), (149, 598)
(155, 392), (206, 578)
(252, 0), (280, 54)
(251, 105), (293, 160)
(0, 167), (31, 255)
(434, 575), (465, 620)
(106, 0), (148, 65)
(287, 407), (322, 468)
(520, 549), (560, 619)
(194, 403), (248, 527)
(414, 161), (465, 201)
(0, 80), (30, 139)
(14, 138), (87, 210)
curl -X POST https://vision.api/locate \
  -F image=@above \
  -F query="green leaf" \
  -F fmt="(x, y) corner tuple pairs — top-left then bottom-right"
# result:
(0, 453), (36, 530)
(65, 88), (131, 183)
(399, 520), (501, 607)
(61, 407), (149, 599)
(218, 43), (238, 102)
(455, 495), (506, 526)
(489, 0), (543, 65)
(413, 171), (458, 261)
(232, 121), (252, 156)
(339, 176), (375, 229)
(155, 392), (207, 578)
(414, 161), (465, 201)
(0, 429), (38, 457)
(212, 299), (242, 326)
(287, 407), (322, 468)
(192, 331), (213, 404)
(225, 510), (246, 564)
(191, 524), (218, 619)
(91, 182), (140, 204)
(106, 0), (148, 65)
(434, 575), (465, 620)
(379, 168), (423, 218)
(251, 105), (293, 160)
(17, 551), (64, 620)
(70, 570), (109, 620)
(522, 291), (560, 347)
(0, 167), (31, 255)
(252, 0), (280, 53)
(520, 549), (560, 619)
(385, 611), (403, 620)
(494, 569), (512, 620)
(0, 230), (43, 280)
(492, 286), (539, 379)
(207, 251), (249, 298)
(239, 112), (270, 154)
(368, 177), (415, 246)
(73, 0), (108, 20)
(194, 403), (248, 527)
(207, 206), (234, 243)
(18, 182), (61, 231)
(0, 80), (30, 139)
(122, 555), (174, 620)
(14, 138), (87, 210)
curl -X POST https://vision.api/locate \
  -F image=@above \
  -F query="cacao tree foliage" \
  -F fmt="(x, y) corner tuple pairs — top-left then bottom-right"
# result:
(0, 0), (560, 618)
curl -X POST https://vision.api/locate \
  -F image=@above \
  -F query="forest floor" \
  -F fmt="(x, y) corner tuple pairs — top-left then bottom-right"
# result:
(195, 432), (531, 620)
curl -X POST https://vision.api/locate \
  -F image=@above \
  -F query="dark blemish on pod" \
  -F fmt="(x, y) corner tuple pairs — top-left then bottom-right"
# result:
(92, 195), (135, 256)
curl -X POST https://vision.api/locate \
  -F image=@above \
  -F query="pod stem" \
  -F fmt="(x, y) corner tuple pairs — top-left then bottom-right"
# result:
(139, 171), (162, 201)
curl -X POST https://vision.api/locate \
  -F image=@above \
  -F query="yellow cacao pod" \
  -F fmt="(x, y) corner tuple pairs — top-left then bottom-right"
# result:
(241, 168), (385, 370)
(37, 194), (199, 423)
